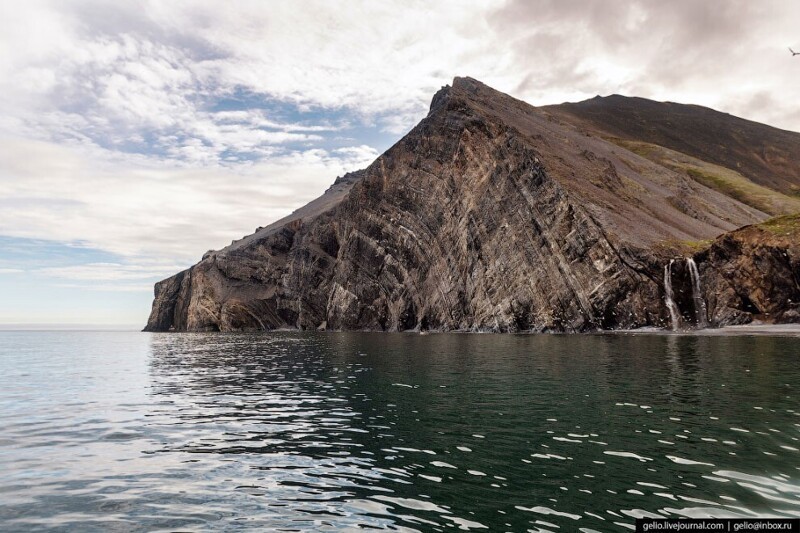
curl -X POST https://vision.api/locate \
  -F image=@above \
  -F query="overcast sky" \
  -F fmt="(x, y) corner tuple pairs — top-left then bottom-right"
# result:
(1, 0), (799, 327)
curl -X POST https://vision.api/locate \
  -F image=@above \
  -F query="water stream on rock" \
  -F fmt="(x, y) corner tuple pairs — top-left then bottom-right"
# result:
(686, 258), (708, 328)
(664, 258), (708, 331)
(664, 259), (680, 331)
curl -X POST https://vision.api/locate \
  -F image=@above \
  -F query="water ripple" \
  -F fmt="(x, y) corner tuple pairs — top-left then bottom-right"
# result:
(0, 331), (798, 531)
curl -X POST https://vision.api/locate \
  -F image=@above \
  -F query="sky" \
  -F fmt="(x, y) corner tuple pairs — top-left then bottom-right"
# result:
(1, 0), (799, 328)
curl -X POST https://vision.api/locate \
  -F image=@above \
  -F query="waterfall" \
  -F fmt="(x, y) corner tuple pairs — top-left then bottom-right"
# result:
(663, 258), (709, 331)
(686, 258), (708, 328)
(664, 259), (680, 331)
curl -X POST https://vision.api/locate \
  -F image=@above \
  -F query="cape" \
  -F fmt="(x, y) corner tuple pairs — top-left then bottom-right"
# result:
(145, 77), (800, 332)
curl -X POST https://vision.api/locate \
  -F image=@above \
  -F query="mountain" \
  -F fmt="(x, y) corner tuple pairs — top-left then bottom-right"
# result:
(549, 95), (800, 198)
(145, 78), (800, 332)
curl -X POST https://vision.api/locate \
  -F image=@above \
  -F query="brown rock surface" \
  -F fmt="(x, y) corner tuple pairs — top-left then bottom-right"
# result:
(695, 215), (800, 326)
(145, 78), (798, 332)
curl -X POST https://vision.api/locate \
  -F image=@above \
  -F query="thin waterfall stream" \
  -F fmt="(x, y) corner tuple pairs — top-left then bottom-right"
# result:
(664, 259), (680, 331)
(663, 258), (708, 330)
(686, 258), (708, 328)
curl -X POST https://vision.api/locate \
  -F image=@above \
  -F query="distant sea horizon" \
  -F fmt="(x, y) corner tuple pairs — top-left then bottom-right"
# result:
(0, 323), (142, 331)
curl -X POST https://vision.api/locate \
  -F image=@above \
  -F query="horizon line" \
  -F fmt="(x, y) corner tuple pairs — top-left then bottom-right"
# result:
(0, 323), (142, 331)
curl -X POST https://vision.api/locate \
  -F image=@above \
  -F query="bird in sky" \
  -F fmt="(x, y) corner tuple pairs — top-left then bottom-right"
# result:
(791, 47), (800, 56)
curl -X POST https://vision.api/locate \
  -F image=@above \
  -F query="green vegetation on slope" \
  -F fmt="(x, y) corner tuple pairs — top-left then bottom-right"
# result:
(757, 213), (800, 239)
(653, 238), (713, 257)
(654, 214), (800, 256)
(614, 140), (800, 216)
(552, 94), (800, 196)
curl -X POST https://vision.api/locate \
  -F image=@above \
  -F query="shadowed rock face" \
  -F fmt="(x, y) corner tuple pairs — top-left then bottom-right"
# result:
(695, 217), (800, 326)
(145, 78), (799, 332)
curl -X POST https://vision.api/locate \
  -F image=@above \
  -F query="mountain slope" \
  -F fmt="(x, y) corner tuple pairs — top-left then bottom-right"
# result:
(145, 78), (798, 332)
(607, 140), (800, 216)
(549, 95), (800, 197)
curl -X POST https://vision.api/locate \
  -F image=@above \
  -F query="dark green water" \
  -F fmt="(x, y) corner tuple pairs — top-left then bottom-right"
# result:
(0, 331), (798, 531)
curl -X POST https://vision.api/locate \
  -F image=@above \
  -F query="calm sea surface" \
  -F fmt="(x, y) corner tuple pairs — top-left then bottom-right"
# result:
(0, 331), (798, 532)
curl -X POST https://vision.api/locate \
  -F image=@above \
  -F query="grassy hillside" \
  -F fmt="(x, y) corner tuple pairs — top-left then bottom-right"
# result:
(758, 212), (800, 239)
(551, 95), (800, 196)
(615, 140), (800, 216)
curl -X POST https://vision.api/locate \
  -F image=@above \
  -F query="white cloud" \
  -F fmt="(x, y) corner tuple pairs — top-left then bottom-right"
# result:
(35, 261), (179, 292)
(51, 283), (155, 293)
(3, 1), (798, 156)
(0, 1), (513, 152)
(0, 21), (356, 166)
(0, 136), (378, 263)
(36, 262), (187, 282)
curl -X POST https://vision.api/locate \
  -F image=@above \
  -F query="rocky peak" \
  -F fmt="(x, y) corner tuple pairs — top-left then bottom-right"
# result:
(428, 77), (516, 116)
(328, 169), (365, 190)
(428, 84), (451, 114)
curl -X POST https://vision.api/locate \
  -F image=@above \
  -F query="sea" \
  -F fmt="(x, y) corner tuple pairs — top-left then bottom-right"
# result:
(0, 331), (798, 531)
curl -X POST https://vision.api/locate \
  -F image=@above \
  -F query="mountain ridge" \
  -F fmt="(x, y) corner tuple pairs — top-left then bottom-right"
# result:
(549, 93), (800, 195)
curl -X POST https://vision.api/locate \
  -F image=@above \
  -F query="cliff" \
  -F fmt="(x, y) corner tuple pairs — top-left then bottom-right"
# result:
(697, 214), (800, 326)
(145, 78), (799, 332)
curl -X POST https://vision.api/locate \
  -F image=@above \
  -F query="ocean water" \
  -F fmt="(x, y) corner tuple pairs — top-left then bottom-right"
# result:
(0, 331), (798, 532)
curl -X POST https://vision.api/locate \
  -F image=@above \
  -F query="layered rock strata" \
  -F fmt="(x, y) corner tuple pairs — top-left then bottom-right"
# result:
(145, 78), (797, 332)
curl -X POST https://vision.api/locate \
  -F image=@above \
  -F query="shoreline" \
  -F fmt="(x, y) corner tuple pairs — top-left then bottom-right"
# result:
(605, 323), (800, 337)
(3, 323), (799, 336)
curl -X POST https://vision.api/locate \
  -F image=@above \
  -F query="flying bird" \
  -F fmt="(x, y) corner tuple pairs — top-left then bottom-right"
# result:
(791, 47), (800, 56)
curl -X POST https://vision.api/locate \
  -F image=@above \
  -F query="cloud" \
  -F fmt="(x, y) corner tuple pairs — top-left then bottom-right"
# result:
(0, 1), (515, 154)
(0, 136), (378, 263)
(33, 262), (180, 292)
(51, 283), (156, 293)
(488, 0), (800, 128)
(3, 1), (798, 157)
(35, 262), (186, 282)
(0, 23), (354, 165)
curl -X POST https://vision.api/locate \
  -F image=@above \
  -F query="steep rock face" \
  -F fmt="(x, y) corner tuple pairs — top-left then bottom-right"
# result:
(321, 114), (654, 332)
(653, 216), (800, 329)
(145, 77), (791, 333)
(695, 218), (800, 326)
(144, 271), (186, 331)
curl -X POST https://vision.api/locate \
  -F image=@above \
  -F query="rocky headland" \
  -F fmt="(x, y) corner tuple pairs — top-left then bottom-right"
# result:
(145, 77), (800, 332)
